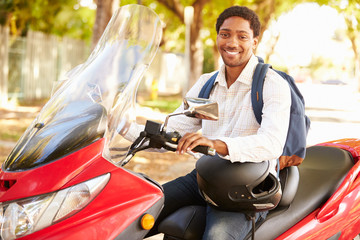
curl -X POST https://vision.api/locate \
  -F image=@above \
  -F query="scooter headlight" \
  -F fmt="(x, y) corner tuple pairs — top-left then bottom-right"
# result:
(0, 173), (110, 240)
(1, 195), (52, 240)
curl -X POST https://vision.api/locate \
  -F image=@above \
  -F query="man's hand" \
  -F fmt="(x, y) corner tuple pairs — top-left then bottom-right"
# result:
(177, 132), (229, 156)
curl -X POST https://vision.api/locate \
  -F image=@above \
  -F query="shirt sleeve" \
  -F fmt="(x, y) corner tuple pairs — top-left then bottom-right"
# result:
(166, 73), (215, 136)
(218, 69), (291, 163)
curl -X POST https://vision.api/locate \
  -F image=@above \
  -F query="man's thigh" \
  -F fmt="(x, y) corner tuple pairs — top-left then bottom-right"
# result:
(163, 169), (206, 212)
(203, 206), (268, 240)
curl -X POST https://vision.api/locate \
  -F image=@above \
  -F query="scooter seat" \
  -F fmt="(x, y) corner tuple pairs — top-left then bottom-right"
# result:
(159, 163), (299, 240)
(245, 145), (354, 239)
(159, 146), (354, 240)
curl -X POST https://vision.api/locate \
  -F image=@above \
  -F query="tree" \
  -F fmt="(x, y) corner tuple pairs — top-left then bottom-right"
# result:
(91, 0), (116, 49)
(122, 0), (351, 91)
(117, 0), (309, 89)
(119, 0), (212, 89)
(153, 0), (211, 89)
(0, 0), (95, 41)
(136, 0), (282, 89)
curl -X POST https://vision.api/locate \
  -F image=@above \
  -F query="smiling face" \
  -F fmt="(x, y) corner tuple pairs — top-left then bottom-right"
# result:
(217, 16), (258, 74)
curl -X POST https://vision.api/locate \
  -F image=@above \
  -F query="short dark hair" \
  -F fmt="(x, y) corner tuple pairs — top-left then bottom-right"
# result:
(216, 6), (261, 38)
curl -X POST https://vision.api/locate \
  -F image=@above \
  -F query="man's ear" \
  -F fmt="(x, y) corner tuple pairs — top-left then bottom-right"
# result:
(252, 37), (259, 50)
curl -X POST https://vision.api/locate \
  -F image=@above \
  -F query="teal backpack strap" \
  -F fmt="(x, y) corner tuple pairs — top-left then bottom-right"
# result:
(198, 72), (219, 99)
(251, 63), (271, 124)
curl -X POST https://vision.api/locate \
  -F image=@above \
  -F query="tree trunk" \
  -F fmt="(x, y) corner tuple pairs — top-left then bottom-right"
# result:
(157, 0), (209, 90)
(188, 0), (209, 89)
(91, 0), (114, 50)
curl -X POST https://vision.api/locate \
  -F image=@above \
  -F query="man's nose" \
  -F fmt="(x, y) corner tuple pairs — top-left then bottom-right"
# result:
(226, 36), (239, 47)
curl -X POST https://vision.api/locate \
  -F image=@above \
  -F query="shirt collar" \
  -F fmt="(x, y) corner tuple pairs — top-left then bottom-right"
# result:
(215, 54), (258, 87)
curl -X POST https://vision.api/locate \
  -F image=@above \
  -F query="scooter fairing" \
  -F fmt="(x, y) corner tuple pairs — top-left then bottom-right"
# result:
(3, 4), (163, 172)
(0, 5), (163, 240)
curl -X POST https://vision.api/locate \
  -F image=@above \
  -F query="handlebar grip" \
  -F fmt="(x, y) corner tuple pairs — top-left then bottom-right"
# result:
(192, 145), (216, 156)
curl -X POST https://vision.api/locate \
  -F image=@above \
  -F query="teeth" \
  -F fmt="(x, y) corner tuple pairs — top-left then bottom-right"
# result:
(226, 50), (238, 55)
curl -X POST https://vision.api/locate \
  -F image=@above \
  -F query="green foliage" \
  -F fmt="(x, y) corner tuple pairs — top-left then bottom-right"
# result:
(203, 45), (215, 72)
(4, 0), (357, 79)
(202, 0), (232, 45)
(121, 0), (186, 52)
(52, 5), (95, 42)
(0, 0), (95, 41)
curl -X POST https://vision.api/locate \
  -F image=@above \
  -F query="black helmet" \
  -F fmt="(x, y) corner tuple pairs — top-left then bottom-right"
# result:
(196, 155), (282, 213)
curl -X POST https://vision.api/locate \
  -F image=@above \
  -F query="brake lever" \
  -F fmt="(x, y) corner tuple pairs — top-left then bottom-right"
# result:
(118, 131), (150, 166)
(130, 131), (148, 149)
(121, 144), (151, 166)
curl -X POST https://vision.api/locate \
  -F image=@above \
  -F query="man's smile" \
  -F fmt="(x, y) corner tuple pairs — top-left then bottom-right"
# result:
(224, 49), (240, 55)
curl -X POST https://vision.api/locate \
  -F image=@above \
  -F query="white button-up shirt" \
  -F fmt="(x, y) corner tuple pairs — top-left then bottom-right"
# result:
(167, 55), (291, 176)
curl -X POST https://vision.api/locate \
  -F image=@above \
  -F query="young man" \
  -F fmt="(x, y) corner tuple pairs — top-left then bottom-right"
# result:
(149, 6), (291, 239)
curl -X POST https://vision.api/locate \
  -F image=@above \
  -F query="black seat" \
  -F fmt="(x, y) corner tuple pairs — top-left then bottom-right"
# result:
(159, 165), (299, 240)
(159, 205), (206, 240)
(159, 146), (354, 240)
(244, 146), (354, 239)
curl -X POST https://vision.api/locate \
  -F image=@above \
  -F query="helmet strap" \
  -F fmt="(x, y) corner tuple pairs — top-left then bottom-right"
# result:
(246, 212), (256, 240)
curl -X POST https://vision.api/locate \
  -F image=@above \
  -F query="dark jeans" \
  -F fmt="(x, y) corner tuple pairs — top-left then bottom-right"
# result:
(147, 169), (267, 240)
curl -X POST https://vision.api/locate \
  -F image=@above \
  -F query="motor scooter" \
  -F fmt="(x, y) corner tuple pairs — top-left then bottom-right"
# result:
(0, 4), (360, 240)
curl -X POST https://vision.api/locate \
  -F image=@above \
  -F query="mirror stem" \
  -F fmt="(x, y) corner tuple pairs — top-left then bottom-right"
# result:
(161, 110), (192, 132)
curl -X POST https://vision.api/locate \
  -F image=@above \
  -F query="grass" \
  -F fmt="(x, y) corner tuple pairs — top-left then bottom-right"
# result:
(0, 119), (30, 142)
(138, 96), (182, 114)
(0, 132), (23, 142)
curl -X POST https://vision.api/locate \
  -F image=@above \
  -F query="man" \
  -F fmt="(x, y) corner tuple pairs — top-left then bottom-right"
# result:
(149, 6), (291, 239)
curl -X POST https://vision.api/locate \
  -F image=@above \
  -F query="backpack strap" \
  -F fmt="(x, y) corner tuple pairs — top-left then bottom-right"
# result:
(251, 63), (271, 124)
(198, 72), (219, 99)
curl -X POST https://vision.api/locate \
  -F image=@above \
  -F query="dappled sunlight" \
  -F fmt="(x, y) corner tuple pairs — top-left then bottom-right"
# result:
(132, 156), (150, 164)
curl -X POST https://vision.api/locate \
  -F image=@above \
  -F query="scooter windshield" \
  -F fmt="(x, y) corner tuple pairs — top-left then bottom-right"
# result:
(3, 5), (162, 171)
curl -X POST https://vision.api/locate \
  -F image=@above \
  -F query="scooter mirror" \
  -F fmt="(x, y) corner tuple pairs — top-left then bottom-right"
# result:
(183, 98), (219, 120)
(162, 98), (218, 132)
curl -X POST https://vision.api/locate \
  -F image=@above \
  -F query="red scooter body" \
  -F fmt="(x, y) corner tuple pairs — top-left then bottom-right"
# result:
(0, 139), (164, 240)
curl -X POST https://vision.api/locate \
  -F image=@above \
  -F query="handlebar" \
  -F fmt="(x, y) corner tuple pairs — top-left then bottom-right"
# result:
(120, 120), (216, 166)
(193, 145), (216, 155)
(164, 142), (215, 156)
(140, 120), (216, 155)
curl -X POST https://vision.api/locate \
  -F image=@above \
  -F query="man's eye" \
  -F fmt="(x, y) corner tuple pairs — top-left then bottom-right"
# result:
(239, 35), (249, 40)
(220, 33), (229, 38)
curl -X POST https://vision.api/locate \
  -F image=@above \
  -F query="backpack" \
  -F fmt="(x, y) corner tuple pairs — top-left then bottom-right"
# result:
(198, 57), (311, 170)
